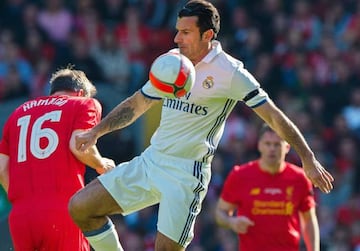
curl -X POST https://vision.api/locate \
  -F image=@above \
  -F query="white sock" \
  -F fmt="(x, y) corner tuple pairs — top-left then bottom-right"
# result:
(84, 219), (123, 251)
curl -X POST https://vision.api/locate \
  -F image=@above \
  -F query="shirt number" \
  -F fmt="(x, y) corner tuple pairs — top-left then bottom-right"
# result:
(17, 110), (62, 162)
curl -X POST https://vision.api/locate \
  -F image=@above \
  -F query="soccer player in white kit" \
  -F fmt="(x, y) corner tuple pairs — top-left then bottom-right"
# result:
(68, 1), (334, 250)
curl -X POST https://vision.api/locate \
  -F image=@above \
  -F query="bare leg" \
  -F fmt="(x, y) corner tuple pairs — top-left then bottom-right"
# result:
(155, 232), (185, 251)
(68, 178), (123, 232)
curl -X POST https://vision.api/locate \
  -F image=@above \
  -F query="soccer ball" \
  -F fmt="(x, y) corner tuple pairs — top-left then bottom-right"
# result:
(149, 52), (195, 98)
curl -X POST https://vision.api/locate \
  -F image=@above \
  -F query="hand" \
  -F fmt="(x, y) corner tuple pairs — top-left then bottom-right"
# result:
(96, 157), (116, 174)
(303, 158), (334, 194)
(229, 216), (255, 234)
(75, 130), (98, 152)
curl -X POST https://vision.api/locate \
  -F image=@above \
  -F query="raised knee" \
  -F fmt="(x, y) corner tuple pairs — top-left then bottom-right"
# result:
(68, 191), (86, 222)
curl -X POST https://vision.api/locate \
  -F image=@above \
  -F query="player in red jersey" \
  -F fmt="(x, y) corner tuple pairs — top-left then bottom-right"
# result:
(216, 123), (319, 251)
(0, 67), (115, 251)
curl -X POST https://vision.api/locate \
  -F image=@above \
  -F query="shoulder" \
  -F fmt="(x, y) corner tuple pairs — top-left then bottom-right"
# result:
(285, 162), (304, 173)
(70, 97), (101, 109)
(225, 161), (259, 184)
(284, 162), (310, 180)
(231, 160), (259, 174)
(200, 41), (244, 70)
(215, 51), (244, 72)
(60, 97), (102, 120)
(84, 97), (102, 109)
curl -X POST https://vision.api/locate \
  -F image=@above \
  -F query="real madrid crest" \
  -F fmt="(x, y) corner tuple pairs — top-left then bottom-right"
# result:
(202, 76), (214, 89)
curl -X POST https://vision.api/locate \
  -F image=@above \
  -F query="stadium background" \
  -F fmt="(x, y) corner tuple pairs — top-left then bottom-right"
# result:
(0, 0), (360, 250)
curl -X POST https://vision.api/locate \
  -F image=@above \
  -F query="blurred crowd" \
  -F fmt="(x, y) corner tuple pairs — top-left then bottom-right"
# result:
(0, 0), (360, 250)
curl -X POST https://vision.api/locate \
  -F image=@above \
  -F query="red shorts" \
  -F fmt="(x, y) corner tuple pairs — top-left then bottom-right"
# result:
(9, 199), (89, 251)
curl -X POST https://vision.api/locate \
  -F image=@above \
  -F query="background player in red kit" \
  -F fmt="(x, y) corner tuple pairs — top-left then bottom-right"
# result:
(215, 123), (320, 251)
(0, 67), (115, 251)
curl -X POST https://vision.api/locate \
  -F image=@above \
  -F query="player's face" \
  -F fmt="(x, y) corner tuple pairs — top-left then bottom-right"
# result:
(258, 131), (290, 167)
(174, 16), (212, 65)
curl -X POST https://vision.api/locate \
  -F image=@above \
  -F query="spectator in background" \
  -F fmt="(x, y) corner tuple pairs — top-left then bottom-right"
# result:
(348, 46), (360, 82)
(342, 87), (360, 138)
(64, 33), (104, 83)
(21, 28), (55, 68)
(334, 136), (359, 184)
(114, 5), (150, 93)
(272, 12), (291, 62)
(37, 0), (74, 64)
(96, 0), (128, 28)
(165, 0), (188, 31)
(251, 0), (283, 52)
(342, 0), (360, 48)
(0, 0), (27, 40)
(15, 2), (51, 50)
(336, 194), (360, 250)
(318, 136), (358, 214)
(73, 5), (106, 47)
(323, 113), (355, 155)
(215, 123), (320, 251)
(325, 225), (352, 251)
(322, 1), (352, 51)
(0, 63), (28, 100)
(29, 57), (52, 98)
(306, 134), (334, 177)
(252, 52), (283, 99)
(289, 0), (323, 50)
(227, 6), (253, 66)
(0, 31), (32, 100)
(278, 28), (307, 90)
(308, 35), (342, 86)
(90, 27), (131, 94)
(37, 0), (73, 45)
(140, 0), (169, 29)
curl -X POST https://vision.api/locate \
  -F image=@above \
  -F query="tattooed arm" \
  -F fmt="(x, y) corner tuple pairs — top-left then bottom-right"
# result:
(76, 90), (160, 151)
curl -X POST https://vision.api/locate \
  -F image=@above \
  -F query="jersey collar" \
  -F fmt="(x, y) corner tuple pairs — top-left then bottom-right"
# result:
(201, 40), (222, 64)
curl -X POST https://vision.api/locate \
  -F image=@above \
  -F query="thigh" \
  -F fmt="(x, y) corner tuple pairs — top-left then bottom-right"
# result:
(71, 178), (122, 217)
(153, 159), (211, 248)
(98, 157), (160, 215)
(155, 232), (185, 251)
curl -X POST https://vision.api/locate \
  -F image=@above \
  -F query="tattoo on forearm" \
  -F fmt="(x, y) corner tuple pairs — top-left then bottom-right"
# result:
(108, 106), (135, 131)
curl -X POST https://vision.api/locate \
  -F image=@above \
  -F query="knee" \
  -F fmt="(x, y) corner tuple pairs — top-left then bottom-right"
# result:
(68, 191), (87, 222)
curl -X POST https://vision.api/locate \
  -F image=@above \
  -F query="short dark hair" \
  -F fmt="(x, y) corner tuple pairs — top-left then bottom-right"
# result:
(49, 65), (97, 97)
(178, 0), (220, 39)
(258, 123), (275, 139)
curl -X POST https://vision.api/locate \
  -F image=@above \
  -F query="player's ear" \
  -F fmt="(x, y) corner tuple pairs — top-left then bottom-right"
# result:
(202, 29), (214, 41)
(76, 89), (85, 97)
(285, 142), (291, 154)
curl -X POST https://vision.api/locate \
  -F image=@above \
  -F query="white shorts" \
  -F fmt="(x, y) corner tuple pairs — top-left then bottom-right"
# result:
(98, 147), (211, 247)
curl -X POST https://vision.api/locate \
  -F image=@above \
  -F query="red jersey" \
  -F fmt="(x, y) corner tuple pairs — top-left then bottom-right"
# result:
(220, 160), (315, 251)
(0, 95), (101, 251)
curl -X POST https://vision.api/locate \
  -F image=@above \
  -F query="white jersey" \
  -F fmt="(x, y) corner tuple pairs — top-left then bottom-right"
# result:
(141, 41), (268, 164)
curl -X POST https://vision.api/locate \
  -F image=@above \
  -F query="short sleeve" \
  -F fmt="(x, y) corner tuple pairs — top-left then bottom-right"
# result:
(229, 65), (268, 108)
(141, 80), (163, 100)
(299, 175), (316, 212)
(73, 98), (102, 130)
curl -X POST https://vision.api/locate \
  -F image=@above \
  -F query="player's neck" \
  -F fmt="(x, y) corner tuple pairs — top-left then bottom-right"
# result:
(192, 43), (212, 65)
(52, 91), (81, 97)
(258, 159), (285, 175)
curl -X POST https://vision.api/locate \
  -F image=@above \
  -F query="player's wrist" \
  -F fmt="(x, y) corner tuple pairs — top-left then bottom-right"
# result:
(95, 167), (106, 174)
(95, 157), (115, 174)
(95, 162), (107, 174)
